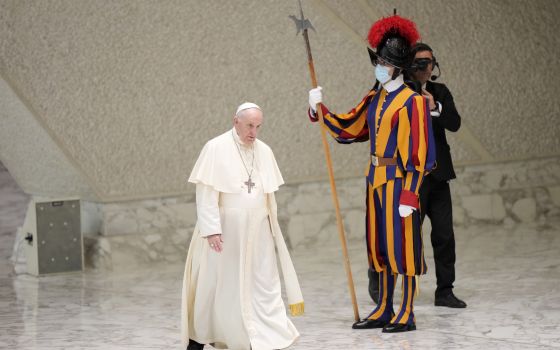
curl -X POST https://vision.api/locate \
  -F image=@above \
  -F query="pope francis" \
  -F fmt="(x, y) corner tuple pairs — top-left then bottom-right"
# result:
(181, 102), (303, 350)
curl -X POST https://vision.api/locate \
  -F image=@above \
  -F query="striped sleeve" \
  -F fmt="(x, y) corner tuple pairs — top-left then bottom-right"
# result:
(308, 92), (373, 144)
(396, 95), (437, 208)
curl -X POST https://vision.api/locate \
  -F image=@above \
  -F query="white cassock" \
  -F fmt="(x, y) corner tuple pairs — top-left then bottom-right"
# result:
(181, 128), (303, 350)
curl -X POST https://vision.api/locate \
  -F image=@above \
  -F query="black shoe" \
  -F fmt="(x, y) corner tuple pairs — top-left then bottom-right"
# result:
(435, 292), (467, 308)
(187, 339), (204, 350)
(368, 268), (380, 304)
(382, 323), (416, 333)
(352, 318), (388, 329)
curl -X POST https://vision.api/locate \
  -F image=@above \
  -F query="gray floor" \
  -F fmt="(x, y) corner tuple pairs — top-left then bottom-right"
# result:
(1, 164), (560, 349)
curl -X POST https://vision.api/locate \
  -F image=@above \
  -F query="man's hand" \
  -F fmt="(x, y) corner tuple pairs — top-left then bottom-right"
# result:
(309, 86), (323, 112)
(398, 205), (416, 218)
(207, 234), (223, 253)
(422, 89), (437, 111)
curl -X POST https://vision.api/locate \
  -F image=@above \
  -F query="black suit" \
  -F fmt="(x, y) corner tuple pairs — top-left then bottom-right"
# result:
(368, 80), (462, 299)
(424, 81), (461, 181)
(420, 81), (461, 298)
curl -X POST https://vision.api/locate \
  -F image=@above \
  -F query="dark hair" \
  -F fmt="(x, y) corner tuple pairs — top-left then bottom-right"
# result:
(403, 43), (435, 92)
(406, 42), (441, 83)
(410, 43), (434, 58)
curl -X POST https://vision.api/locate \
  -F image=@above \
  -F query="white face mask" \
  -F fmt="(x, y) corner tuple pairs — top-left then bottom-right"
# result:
(375, 64), (391, 84)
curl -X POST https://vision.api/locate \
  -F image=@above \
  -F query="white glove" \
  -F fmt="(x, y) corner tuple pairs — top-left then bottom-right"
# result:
(308, 86), (323, 111)
(398, 205), (416, 218)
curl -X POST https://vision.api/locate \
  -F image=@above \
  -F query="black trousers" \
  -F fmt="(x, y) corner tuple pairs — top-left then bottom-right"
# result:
(419, 175), (456, 297)
(368, 175), (456, 298)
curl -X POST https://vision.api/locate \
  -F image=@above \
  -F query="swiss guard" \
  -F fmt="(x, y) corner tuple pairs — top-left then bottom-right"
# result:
(307, 14), (436, 332)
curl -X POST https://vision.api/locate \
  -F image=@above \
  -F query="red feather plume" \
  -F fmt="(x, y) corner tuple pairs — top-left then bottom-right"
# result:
(367, 15), (420, 48)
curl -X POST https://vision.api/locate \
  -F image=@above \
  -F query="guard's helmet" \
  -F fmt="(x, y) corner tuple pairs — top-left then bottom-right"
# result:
(367, 15), (420, 69)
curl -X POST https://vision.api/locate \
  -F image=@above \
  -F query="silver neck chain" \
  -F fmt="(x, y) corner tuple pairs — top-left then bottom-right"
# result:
(232, 129), (255, 178)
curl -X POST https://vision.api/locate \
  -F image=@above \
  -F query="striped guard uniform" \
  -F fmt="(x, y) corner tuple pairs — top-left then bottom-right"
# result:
(309, 81), (436, 326)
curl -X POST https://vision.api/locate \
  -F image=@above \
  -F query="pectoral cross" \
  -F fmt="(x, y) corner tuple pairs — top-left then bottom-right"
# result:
(244, 177), (255, 194)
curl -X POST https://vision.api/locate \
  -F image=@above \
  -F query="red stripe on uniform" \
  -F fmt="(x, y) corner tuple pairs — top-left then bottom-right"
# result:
(391, 110), (399, 129)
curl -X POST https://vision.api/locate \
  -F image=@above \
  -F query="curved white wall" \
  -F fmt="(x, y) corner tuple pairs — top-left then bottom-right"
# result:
(1, 0), (558, 201)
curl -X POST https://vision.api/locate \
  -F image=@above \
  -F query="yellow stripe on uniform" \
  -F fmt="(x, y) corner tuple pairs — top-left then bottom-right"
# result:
(385, 181), (398, 273)
(404, 213), (415, 275)
(323, 110), (368, 137)
(373, 89), (386, 137)
(403, 172), (414, 192)
(396, 107), (411, 166)
(372, 164), (388, 189)
(322, 97), (370, 138)
(413, 171), (424, 196)
(391, 276), (413, 324)
(401, 276), (414, 323)
(369, 268), (388, 320)
(414, 95), (428, 171)
(375, 90), (414, 155)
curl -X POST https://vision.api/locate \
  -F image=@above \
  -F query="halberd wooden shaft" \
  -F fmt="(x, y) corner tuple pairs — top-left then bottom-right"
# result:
(296, 5), (360, 322)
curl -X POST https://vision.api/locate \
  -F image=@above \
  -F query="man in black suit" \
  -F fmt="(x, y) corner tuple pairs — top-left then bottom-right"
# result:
(368, 43), (467, 308)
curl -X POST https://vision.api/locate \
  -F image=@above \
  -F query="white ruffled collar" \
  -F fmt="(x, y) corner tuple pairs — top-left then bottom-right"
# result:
(382, 75), (404, 93)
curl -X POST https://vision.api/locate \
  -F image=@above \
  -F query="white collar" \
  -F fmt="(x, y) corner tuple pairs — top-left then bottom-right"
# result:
(382, 75), (404, 93)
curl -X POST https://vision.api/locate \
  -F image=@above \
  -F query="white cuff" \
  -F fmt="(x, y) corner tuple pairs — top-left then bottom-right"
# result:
(431, 101), (442, 117)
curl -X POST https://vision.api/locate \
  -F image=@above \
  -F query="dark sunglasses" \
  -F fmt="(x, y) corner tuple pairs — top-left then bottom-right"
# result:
(411, 58), (435, 71)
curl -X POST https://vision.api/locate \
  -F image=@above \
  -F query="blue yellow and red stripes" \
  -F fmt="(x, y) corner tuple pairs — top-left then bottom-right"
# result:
(312, 84), (434, 275)
(310, 83), (435, 326)
(308, 91), (374, 144)
(391, 276), (416, 325)
(365, 268), (416, 326)
(366, 179), (426, 276)
(311, 86), (435, 204)
(366, 268), (396, 321)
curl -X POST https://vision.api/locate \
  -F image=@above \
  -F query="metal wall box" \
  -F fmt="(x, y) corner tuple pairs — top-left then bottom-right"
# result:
(24, 199), (83, 275)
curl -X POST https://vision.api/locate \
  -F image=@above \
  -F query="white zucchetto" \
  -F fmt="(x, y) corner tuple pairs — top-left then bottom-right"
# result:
(236, 102), (261, 116)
